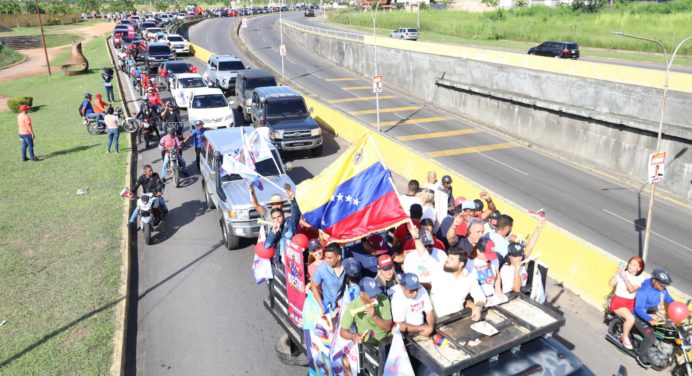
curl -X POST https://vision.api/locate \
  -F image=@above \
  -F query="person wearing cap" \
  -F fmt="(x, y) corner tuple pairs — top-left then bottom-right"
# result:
(311, 243), (345, 313)
(341, 258), (363, 303)
(399, 179), (421, 217)
(499, 242), (529, 295)
(146, 86), (164, 107)
(390, 273), (435, 336)
(392, 204), (423, 251)
(264, 185), (301, 265)
(484, 210), (501, 233)
(403, 229), (447, 285)
(161, 101), (182, 135)
(634, 268), (677, 366)
(343, 233), (391, 278)
(306, 238), (325, 279)
(183, 120), (206, 172)
(159, 126), (188, 179)
(17, 104), (38, 162)
(339, 277), (392, 346)
(402, 218), (445, 253)
(376, 254), (400, 298)
(102, 67), (115, 102)
(424, 170), (440, 191)
(437, 175), (454, 212)
(429, 248), (485, 320)
(445, 200), (477, 247)
(466, 237), (504, 302)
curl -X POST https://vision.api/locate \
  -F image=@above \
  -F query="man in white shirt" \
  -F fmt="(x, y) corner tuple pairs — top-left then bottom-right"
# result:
(399, 179), (421, 216)
(391, 273), (435, 336)
(487, 214), (513, 261)
(424, 170), (441, 191)
(500, 243), (529, 294)
(430, 248), (486, 319)
(403, 229), (447, 284)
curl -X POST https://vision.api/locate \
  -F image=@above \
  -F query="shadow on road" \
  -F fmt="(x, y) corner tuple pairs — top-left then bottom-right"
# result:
(153, 199), (207, 243)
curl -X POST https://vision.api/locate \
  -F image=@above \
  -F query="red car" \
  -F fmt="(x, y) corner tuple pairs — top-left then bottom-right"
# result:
(228, 9), (239, 17)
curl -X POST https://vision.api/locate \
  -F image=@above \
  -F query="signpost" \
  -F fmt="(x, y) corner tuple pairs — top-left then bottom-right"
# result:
(279, 44), (286, 57)
(373, 75), (383, 132)
(648, 152), (666, 184)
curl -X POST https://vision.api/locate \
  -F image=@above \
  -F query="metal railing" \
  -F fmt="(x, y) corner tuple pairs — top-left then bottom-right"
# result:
(281, 19), (364, 43)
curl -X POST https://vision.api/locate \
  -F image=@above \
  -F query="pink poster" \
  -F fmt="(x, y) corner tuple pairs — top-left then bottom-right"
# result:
(285, 240), (306, 327)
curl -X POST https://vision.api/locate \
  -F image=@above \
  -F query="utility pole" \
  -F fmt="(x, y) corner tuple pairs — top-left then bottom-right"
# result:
(34, 0), (51, 76)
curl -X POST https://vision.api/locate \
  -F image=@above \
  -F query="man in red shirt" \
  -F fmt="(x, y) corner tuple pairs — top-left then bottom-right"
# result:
(17, 105), (38, 161)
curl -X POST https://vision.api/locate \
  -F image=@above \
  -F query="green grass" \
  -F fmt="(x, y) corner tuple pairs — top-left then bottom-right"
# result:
(43, 33), (83, 48)
(0, 47), (24, 68)
(0, 36), (124, 375)
(327, 1), (692, 55)
(0, 20), (104, 36)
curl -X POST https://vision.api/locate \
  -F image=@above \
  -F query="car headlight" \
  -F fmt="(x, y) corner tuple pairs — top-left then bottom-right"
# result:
(311, 128), (321, 137)
(245, 98), (252, 106)
(270, 130), (284, 140)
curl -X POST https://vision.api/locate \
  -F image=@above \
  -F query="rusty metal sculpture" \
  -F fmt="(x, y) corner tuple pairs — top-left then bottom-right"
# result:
(61, 41), (88, 76)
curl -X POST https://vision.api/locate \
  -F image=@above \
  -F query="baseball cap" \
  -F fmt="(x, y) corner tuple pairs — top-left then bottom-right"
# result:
(400, 273), (421, 290)
(343, 258), (362, 278)
(476, 237), (498, 261)
(461, 200), (476, 211)
(19, 104), (30, 112)
(507, 242), (524, 257)
(366, 234), (385, 249)
(420, 230), (434, 246)
(359, 277), (383, 298)
(454, 196), (467, 208)
(308, 238), (323, 252)
(377, 255), (394, 270)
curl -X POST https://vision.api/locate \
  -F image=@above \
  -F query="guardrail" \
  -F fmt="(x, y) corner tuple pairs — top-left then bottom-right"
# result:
(281, 19), (363, 43)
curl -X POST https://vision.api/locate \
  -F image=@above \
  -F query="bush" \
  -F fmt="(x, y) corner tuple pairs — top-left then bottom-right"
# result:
(7, 96), (33, 113)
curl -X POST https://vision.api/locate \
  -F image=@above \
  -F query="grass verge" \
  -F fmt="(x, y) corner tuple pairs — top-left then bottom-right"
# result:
(43, 33), (83, 48)
(0, 20), (103, 36)
(0, 36), (124, 375)
(0, 47), (24, 68)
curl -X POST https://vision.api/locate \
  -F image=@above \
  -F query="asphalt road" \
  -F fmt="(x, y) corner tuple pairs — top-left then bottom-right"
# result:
(183, 16), (664, 375)
(192, 14), (692, 298)
(297, 11), (692, 75)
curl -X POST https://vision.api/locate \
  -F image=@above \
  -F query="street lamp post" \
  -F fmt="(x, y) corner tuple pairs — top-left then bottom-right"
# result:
(612, 31), (692, 262)
(371, 1), (380, 132)
(279, 0), (285, 79)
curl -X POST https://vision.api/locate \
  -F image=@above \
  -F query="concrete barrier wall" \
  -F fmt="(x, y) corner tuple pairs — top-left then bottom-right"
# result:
(284, 24), (692, 201)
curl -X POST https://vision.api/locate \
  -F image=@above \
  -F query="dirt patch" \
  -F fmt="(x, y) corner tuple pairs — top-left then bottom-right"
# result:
(0, 95), (8, 112)
(0, 22), (114, 84)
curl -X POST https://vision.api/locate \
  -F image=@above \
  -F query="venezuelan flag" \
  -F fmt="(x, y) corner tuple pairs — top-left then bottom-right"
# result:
(297, 135), (408, 242)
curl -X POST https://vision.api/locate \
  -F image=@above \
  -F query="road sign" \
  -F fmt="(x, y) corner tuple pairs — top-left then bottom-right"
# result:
(372, 75), (383, 94)
(647, 152), (666, 184)
(279, 44), (286, 57)
(241, 18), (248, 28)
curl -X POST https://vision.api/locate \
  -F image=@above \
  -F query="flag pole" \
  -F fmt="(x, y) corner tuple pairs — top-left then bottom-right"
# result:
(369, 134), (414, 226)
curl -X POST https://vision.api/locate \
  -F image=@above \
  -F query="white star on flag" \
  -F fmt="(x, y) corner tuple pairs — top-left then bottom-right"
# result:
(353, 198), (360, 206)
(330, 195), (335, 202)
(337, 193), (344, 201)
(345, 195), (353, 203)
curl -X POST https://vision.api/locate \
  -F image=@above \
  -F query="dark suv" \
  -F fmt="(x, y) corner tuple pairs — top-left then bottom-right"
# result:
(144, 42), (175, 72)
(528, 41), (580, 59)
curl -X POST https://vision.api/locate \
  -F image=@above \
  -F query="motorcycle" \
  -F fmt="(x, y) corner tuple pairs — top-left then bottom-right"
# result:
(133, 76), (143, 96)
(138, 118), (154, 149)
(85, 107), (125, 135)
(605, 300), (692, 374)
(164, 147), (181, 188)
(134, 193), (163, 245)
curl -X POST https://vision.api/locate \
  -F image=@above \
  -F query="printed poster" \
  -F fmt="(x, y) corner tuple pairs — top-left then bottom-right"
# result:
(285, 240), (306, 327)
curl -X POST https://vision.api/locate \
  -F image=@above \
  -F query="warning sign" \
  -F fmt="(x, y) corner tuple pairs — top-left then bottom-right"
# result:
(372, 75), (383, 94)
(647, 152), (666, 184)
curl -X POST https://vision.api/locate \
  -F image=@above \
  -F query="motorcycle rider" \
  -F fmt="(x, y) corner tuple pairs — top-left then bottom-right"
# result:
(161, 101), (183, 139)
(80, 93), (96, 122)
(127, 164), (167, 228)
(136, 100), (161, 141)
(146, 86), (164, 108)
(159, 126), (188, 179)
(130, 64), (142, 87)
(633, 268), (676, 367)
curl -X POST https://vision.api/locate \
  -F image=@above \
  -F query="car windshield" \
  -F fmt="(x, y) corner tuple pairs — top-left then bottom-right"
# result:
(221, 150), (283, 182)
(148, 28), (163, 33)
(266, 99), (307, 118)
(179, 78), (205, 88)
(141, 23), (156, 29)
(168, 36), (184, 42)
(148, 45), (171, 54)
(246, 77), (277, 91)
(218, 61), (245, 71)
(191, 94), (228, 108)
(115, 26), (129, 32)
(167, 63), (190, 73)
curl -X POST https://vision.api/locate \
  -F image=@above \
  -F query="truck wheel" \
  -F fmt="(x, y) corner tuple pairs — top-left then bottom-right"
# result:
(310, 145), (323, 157)
(221, 220), (240, 250)
(202, 181), (215, 210)
(275, 334), (308, 366)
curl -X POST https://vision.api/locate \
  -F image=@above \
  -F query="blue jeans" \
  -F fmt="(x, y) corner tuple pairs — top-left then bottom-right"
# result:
(129, 196), (168, 224)
(161, 153), (186, 178)
(107, 128), (120, 152)
(19, 134), (35, 159)
(105, 85), (115, 102)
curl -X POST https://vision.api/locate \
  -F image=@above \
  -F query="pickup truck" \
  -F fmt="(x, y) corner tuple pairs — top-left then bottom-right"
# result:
(250, 86), (323, 157)
(206, 54), (248, 94)
(187, 87), (235, 129)
(264, 261), (596, 376)
(199, 127), (295, 249)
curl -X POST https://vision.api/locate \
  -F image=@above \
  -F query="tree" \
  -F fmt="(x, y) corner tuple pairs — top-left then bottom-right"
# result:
(47, 0), (72, 25)
(480, 0), (499, 7)
(107, 0), (136, 13)
(0, 1), (22, 28)
(76, 0), (100, 13)
(155, 1), (170, 11)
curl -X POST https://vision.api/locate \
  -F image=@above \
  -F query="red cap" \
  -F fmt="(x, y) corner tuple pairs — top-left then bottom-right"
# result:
(366, 234), (384, 249)
(454, 196), (466, 208)
(455, 220), (468, 236)
(378, 255), (394, 270)
(478, 238), (498, 261)
(18, 104), (30, 112)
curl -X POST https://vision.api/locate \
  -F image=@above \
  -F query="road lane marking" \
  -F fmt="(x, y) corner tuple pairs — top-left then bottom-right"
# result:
(602, 209), (692, 253)
(373, 116), (448, 127)
(478, 153), (529, 176)
(342, 86), (371, 90)
(427, 142), (515, 157)
(351, 106), (419, 115)
(325, 78), (358, 82)
(329, 96), (395, 104)
(397, 129), (480, 141)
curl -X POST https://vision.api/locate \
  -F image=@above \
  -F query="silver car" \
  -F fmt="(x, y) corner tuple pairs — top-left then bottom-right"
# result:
(389, 27), (419, 41)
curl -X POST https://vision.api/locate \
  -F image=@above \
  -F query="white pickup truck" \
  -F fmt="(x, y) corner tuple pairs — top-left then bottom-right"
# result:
(187, 87), (235, 129)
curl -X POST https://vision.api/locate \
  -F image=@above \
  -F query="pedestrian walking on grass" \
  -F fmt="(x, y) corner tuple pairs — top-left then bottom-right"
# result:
(104, 107), (120, 154)
(17, 105), (38, 162)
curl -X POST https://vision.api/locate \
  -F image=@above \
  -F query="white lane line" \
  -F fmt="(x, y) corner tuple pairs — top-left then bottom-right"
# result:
(602, 209), (692, 253)
(478, 152), (529, 176)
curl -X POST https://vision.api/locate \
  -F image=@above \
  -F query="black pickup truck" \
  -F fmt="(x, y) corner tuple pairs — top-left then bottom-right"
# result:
(264, 262), (596, 376)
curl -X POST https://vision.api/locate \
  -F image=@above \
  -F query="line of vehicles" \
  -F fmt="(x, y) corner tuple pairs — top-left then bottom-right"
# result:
(208, 4), (319, 18)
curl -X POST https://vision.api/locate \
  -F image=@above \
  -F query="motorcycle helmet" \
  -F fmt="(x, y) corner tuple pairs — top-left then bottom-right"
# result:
(194, 120), (204, 126)
(166, 126), (176, 134)
(474, 199), (484, 212)
(441, 175), (452, 184)
(85, 93), (92, 99)
(651, 268), (673, 286)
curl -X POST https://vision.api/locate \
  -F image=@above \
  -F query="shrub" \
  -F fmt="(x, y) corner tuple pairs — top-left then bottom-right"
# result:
(7, 96), (33, 113)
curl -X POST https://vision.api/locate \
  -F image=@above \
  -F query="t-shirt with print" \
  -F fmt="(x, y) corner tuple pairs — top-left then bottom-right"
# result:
(390, 285), (433, 326)
(340, 294), (392, 346)
(403, 248), (447, 284)
(466, 258), (500, 297)
(500, 264), (528, 294)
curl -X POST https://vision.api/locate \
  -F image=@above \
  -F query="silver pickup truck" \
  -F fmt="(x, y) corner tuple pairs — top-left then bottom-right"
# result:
(199, 127), (295, 249)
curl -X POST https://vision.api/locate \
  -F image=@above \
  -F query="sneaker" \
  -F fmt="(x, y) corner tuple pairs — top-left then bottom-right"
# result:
(107, 150), (110, 154)
(636, 355), (652, 368)
(22, 157), (29, 162)
(31, 157), (40, 162)
(620, 335), (633, 350)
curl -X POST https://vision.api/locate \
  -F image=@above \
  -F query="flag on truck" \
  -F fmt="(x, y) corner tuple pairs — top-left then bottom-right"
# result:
(220, 148), (264, 190)
(245, 127), (274, 164)
(296, 135), (408, 243)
